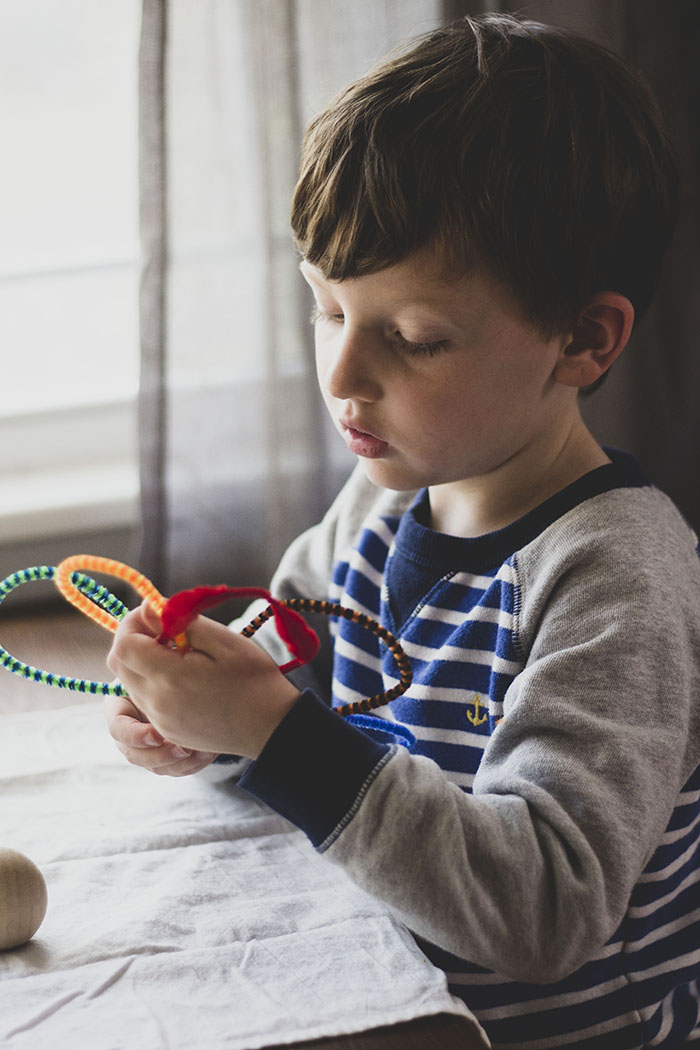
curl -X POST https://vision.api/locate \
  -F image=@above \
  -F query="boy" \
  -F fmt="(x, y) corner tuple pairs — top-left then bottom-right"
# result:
(106, 14), (700, 1048)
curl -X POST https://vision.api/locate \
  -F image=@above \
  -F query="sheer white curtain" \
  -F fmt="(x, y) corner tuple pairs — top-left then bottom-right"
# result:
(138, 0), (443, 595)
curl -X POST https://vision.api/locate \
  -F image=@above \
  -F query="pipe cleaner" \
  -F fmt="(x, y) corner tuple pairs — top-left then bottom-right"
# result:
(0, 556), (413, 721)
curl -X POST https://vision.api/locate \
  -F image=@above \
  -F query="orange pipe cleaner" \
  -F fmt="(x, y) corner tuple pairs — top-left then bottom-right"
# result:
(54, 555), (319, 670)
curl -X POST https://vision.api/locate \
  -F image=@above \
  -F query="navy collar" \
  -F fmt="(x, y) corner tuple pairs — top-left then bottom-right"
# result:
(393, 448), (649, 576)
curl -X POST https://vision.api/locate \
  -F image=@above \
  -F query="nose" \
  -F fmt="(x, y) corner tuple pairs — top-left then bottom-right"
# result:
(321, 324), (383, 404)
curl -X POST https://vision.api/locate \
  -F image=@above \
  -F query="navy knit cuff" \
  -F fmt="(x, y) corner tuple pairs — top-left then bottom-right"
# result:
(240, 689), (390, 847)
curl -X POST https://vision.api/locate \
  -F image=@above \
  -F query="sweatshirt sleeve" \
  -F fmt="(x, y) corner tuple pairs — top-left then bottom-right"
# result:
(241, 486), (700, 983)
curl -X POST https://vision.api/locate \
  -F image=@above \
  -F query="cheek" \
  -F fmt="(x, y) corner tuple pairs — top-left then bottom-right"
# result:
(473, 336), (558, 413)
(405, 384), (486, 453)
(413, 356), (544, 446)
(314, 336), (336, 391)
(314, 344), (331, 402)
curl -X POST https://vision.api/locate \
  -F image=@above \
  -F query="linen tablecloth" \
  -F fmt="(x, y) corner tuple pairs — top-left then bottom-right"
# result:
(0, 702), (484, 1049)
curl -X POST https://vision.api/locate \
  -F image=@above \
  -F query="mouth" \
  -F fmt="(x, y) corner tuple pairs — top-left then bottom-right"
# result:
(340, 420), (390, 459)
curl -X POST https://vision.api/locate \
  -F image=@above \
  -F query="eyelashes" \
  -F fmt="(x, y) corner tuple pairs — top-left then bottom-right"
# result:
(310, 306), (341, 325)
(310, 308), (449, 358)
(395, 333), (450, 358)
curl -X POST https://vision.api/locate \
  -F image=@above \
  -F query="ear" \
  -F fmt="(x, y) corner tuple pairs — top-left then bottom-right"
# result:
(554, 293), (635, 388)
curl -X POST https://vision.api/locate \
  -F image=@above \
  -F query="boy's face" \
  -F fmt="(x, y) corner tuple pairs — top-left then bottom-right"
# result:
(301, 248), (578, 509)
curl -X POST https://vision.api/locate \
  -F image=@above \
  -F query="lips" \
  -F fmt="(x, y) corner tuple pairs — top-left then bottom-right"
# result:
(340, 420), (389, 459)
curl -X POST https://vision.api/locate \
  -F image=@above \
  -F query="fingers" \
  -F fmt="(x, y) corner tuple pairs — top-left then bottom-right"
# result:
(106, 693), (163, 748)
(127, 744), (218, 777)
(105, 601), (282, 758)
(108, 602), (222, 681)
(103, 693), (218, 778)
(107, 605), (171, 679)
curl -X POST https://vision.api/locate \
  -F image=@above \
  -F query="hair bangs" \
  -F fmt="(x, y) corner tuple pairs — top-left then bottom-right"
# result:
(292, 107), (449, 280)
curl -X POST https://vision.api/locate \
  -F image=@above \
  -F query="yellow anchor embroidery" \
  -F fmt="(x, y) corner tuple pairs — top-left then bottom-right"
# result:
(467, 694), (488, 727)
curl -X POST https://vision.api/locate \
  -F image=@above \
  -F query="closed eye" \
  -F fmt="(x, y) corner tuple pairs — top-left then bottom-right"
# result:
(311, 308), (449, 357)
(394, 332), (449, 357)
(310, 306), (343, 325)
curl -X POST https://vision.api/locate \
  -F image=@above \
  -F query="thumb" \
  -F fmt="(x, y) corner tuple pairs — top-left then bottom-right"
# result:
(140, 597), (164, 637)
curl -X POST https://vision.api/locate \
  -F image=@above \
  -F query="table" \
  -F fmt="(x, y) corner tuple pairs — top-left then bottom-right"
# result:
(0, 696), (488, 1049)
(281, 1012), (487, 1049)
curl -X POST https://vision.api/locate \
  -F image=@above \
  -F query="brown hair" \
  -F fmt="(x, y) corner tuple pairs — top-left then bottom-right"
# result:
(291, 13), (678, 337)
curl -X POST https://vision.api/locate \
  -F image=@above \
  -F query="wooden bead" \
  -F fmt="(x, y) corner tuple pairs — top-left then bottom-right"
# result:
(0, 848), (48, 950)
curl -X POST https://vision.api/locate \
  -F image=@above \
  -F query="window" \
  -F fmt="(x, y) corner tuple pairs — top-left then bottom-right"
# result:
(0, 0), (141, 547)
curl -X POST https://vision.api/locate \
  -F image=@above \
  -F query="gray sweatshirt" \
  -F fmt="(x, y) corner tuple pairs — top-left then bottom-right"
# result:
(233, 452), (700, 1048)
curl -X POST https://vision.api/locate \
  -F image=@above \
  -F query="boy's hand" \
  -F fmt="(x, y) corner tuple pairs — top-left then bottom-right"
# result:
(106, 599), (301, 760)
(103, 691), (219, 777)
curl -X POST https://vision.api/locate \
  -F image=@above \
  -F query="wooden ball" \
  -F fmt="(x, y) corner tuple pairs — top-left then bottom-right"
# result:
(0, 848), (48, 950)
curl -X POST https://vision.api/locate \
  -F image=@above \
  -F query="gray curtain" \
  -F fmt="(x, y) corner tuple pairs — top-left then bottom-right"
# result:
(138, 0), (700, 599)
(138, 0), (443, 595)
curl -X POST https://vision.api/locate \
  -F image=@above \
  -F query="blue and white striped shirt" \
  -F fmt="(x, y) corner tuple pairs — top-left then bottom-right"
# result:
(245, 451), (700, 1048)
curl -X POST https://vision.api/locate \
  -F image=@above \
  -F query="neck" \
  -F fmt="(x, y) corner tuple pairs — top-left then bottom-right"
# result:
(428, 416), (609, 538)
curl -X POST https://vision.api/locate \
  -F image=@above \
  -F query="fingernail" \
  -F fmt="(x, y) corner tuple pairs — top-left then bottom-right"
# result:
(145, 731), (163, 747)
(171, 746), (190, 759)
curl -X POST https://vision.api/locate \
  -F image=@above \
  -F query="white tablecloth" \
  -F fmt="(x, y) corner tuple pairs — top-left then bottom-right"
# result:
(0, 703), (484, 1049)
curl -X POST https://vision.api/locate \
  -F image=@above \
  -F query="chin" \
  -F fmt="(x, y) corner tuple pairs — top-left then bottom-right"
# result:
(357, 458), (429, 493)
